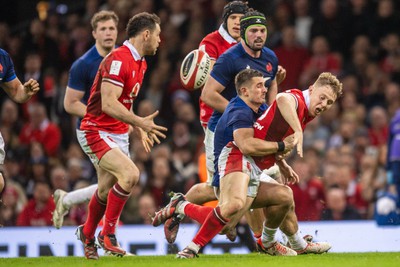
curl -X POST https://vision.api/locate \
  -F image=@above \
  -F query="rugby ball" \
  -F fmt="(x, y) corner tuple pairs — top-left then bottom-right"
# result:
(180, 49), (211, 90)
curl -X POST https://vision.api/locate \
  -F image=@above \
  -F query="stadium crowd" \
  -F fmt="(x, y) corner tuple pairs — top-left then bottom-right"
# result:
(0, 0), (399, 229)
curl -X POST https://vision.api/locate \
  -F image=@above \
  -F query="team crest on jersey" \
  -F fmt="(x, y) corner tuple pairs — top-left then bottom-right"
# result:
(266, 62), (272, 72)
(110, 60), (122, 75)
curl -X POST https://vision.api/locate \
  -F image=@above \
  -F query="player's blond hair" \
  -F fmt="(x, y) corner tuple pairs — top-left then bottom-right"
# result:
(91, 10), (119, 31)
(314, 72), (343, 99)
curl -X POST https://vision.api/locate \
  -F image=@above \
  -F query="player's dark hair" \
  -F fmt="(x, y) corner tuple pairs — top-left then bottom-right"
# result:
(240, 10), (267, 46)
(91, 10), (119, 31)
(126, 12), (161, 38)
(235, 68), (263, 95)
(222, 1), (249, 34)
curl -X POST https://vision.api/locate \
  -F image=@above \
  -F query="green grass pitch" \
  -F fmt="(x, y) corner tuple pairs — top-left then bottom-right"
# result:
(1, 253), (399, 267)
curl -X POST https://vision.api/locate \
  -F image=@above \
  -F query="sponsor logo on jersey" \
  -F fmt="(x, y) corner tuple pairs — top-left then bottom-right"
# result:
(254, 122), (264, 130)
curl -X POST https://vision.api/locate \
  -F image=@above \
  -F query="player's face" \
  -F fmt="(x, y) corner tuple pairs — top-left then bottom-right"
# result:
(245, 25), (267, 51)
(227, 13), (244, 40)
(309, 85), (337, 117)
(93, 19), (118, 51)
(246, 76), (267, 106)
(145, 23), (161, 56)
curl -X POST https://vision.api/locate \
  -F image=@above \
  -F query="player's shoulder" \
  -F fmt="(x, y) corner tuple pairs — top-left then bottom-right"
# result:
(0, 48), (11, 63)
(201, 30), (221, 43)
(220, 43), (243, 60)
(0, 48), (9, 57)
(261, 46), (278, 60)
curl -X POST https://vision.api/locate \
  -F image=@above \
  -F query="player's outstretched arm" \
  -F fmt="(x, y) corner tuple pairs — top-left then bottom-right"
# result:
(2, 78), (40, 103)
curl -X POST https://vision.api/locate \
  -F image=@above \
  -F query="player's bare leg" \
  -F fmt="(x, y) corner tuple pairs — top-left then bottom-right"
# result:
(251, 182), (297, 256)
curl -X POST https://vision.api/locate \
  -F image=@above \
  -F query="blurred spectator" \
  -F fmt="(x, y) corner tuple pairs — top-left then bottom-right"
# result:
(274, 25), (310, 91)
(310, 0), (350, 55)
(333, 164), (369, 218)
(50, 165), (70, 192)
(0, 182), (27, 226)
(16, 181), (55, 226)
(19, 102), (61, 157)
(299, 35), (341, 88)
(320, 187), (362, 220)
(21, 18), (60, 72)
(370, 0), (400, 46)
(137, 192), (157, 225)
(289, 158), (325, 221)
(145, 156), (178, 208)
(0, 99), (22, 152)
(292, 0), (313, 48)
(367, 106), (389, 147)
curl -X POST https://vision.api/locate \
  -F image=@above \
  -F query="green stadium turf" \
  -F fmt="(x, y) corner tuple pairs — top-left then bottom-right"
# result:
(0, 253), (399, 267)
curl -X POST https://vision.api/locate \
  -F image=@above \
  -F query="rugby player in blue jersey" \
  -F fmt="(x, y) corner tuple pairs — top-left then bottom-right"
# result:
(52, 11), (118, 230)
(0, 48), (39, 204)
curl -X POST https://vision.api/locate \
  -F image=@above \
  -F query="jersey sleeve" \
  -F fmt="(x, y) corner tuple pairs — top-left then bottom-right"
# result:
(101, 53), (128, 88)
(210, 53), (235, 87)
(228, 107), (254, 132)
(3, 52), (16, 82)
(67, 59), (89, 91)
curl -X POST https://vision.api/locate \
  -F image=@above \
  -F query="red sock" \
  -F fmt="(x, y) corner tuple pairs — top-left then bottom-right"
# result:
(101, 183), (130, 236)
(83, 190), (106, 239)
(192, 206), (228, 247)
(184, 203), (213, 224)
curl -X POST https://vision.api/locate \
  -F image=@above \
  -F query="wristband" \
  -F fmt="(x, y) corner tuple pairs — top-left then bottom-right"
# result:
(277, 141), (285, 152)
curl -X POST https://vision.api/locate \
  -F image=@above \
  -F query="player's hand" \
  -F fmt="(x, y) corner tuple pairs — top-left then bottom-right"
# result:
(276, 65), (286, 85)
(139, 110), (168, 140)
(282, 134), (295, 152)
(293, 131), (303, 157)
(276, 160), (299, 185)
(136, 127), (154, 153)
(23, 79), (40, 96)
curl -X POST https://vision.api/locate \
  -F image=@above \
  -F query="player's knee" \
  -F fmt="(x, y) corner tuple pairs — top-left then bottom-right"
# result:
(221, 198), (245, 218)
(277, 185), (294, 209)
(119, 164), (139, 189)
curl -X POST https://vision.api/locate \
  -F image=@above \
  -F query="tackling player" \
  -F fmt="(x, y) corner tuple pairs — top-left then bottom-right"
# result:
(75, 12), (167, 260)
(153, 69), (298, 257)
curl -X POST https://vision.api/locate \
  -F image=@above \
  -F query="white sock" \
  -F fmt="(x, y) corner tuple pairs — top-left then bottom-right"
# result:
(187, 241), (201, 254)
(63, 184), (98, 208)
(176, 200), (189, 215)
(261, 225), (278, 247)
(287, 231), (307, 250)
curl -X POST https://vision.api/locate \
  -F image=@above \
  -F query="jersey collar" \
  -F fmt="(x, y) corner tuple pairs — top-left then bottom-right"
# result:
(218, 24), (237, 44)
(123, 40), (142, 61)
(302, 89), (310, 109)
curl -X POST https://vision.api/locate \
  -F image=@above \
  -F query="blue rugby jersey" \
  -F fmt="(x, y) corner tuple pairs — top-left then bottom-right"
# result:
(0, 48), (17, 84)
(207, 42), (278, 132)
(212, 95), (267, 187)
